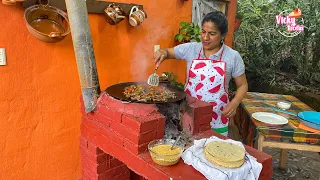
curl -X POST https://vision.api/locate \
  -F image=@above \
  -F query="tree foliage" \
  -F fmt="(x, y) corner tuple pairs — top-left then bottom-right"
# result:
(234, 0), (320, 91)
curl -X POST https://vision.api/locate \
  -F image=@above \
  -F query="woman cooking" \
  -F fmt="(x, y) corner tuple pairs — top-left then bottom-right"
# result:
(154, 11), (248, 136)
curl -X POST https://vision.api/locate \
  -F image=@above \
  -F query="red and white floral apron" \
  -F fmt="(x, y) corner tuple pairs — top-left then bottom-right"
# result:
(185, 48), (229, 136)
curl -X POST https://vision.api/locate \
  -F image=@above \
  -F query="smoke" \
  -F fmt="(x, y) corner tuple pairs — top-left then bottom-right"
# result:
(130, 40), (149, 82)
(130, 19), (170, 82)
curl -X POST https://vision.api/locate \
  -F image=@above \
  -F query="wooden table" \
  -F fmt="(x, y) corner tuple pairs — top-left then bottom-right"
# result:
(234, 92), (320, 169)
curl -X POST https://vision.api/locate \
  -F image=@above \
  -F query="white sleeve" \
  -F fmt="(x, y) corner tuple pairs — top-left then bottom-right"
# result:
(232, 52), (245, 78)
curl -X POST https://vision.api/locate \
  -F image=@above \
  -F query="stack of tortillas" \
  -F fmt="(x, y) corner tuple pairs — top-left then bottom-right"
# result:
(204, 141), (245, 168)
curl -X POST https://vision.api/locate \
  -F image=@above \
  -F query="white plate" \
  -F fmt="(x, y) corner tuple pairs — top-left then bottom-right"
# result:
(252, 112), (288, 125)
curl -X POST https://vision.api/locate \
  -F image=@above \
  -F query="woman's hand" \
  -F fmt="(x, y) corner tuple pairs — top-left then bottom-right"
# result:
(154, 49), (168, 68)
(222, 74), (248, 118)
(222, 101), (239, 118)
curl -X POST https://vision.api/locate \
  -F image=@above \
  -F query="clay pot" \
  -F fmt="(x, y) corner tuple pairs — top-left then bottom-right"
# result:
(1, 0), (25, 5)
(24, 4), (71, 43)
(104, 3), (126, 25)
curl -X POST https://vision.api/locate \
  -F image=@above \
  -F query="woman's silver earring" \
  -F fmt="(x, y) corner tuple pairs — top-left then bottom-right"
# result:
(220, 40), (224, 44)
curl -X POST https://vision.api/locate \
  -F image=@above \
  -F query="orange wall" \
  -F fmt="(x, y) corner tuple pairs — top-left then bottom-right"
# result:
(0, 0), (235, 179)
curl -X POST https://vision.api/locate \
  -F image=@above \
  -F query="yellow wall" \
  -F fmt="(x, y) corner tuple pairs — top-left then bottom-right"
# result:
(0, 0), (235, 179)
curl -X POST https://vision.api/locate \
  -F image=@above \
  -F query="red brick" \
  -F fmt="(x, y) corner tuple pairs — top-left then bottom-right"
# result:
(121, 103), (158, 117)
(95, 112), (111, 128)
(80, 136), (104, 155)
(98, 105), (122, 123)
(110, 121), (140, 144)
(81, 170), (89, 180)
(130, 171), (147, 180)
(122, 115), (158, 133)
(85, 111), (98, 121)
(97, 139), (170, 180)
(114, 111), (123, 122)
(103, 165), (129, 179)
(111, 168), (131, 180)
(123, 140), (149, 155)
(110, 157), (125, 168)
(199, 124), (211, 132)
(185, 95), (212, 117)
(155, 118), (165, 139)
(121, 115), (141, 131)
(80, 119), (103, 148)
(99, 93), (126, 112)
(99, 127), (124, 147)
(194, 104), (212, 116)
(139, 130), (157, 144)
(196, 113), (212, 125)
(182, 112), (194, 135)
(81, 155), (108, 174)
(82, 168), (107, 180)
(80, 148), (107, 164)
(97, 92), (107, 105)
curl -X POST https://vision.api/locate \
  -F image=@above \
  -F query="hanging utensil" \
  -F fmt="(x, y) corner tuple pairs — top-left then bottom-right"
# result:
(147, 45), (161, 86)
(171, 136), (181, 150)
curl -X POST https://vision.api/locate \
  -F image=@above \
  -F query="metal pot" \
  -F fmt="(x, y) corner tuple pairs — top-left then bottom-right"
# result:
(104, 3), (126, 25)
(24, 3), (71, 43)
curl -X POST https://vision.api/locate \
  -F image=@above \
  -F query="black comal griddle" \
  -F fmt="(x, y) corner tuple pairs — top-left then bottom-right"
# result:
(105, 82), (186, 104)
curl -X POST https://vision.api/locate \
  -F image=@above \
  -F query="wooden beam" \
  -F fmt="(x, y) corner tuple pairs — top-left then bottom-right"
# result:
(224, 0), (236, 47)
(263, 141), (320, 152)
(22, 0), (143, 15)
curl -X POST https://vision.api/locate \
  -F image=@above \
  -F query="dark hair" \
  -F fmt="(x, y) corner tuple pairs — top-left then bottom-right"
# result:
(202, 11), (228, 36)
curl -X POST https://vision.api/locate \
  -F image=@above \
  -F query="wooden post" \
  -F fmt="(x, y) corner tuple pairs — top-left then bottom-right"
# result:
(279, 140), (289, 169)
(257, 133), (264, 151)
(279, 149), (289, 169)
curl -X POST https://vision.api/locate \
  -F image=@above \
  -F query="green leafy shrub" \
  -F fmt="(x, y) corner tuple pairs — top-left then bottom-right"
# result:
(174, 22), (201, 43)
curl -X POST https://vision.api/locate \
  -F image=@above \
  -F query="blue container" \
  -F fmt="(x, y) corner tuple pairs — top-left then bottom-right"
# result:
(298, 112), (320, 130)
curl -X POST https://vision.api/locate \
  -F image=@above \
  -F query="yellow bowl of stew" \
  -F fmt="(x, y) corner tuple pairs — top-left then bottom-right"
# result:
(148, 139), (184, 166)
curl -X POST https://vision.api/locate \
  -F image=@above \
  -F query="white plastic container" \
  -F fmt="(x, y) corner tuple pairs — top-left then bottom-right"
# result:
(277, 101), (291, 110)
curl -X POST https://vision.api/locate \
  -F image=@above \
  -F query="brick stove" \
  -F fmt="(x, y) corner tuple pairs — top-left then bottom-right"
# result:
(80, 91), (273, 180)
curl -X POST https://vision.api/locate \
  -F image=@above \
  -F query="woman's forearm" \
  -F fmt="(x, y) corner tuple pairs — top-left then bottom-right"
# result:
(230, 83), (248, 106)
(163, 48), (175, 59)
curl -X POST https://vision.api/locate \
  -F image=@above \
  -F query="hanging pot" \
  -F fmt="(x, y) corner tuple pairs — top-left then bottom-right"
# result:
(24, 0), (70, 43)
(2, 0), (25, 5)
(104, 3), (126, 25)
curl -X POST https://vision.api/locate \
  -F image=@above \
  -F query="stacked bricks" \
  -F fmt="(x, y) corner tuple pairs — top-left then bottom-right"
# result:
(181, 95), (213, 135)
(80, 136), (130, 180)
(79, 92), (273, 180)
(80, 91), (165, 180)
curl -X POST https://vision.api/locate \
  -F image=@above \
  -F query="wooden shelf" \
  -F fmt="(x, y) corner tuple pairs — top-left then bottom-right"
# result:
(22, 0), (143, 15)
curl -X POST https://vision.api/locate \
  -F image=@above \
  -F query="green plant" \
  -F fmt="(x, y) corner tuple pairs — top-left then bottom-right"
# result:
(162, 72), (185, 90)
(174, 22), (201, 43)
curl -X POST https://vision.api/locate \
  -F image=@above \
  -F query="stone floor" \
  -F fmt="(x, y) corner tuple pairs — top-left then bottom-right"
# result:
(263, 147), (320, 180)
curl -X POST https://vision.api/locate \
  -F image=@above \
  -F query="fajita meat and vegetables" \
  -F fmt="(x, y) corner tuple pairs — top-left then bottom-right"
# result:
(123, 84), (177, 102)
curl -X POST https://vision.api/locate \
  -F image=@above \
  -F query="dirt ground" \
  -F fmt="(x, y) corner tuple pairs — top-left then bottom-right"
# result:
(228, 127), (320, 180)
(263, 147), (320, 180)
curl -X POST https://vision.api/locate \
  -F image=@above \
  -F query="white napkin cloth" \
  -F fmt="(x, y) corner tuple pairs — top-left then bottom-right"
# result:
(181, 136), (262, 180)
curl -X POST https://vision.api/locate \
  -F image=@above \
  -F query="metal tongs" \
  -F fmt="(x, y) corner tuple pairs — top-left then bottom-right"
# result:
(147, 45), (161, 86)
